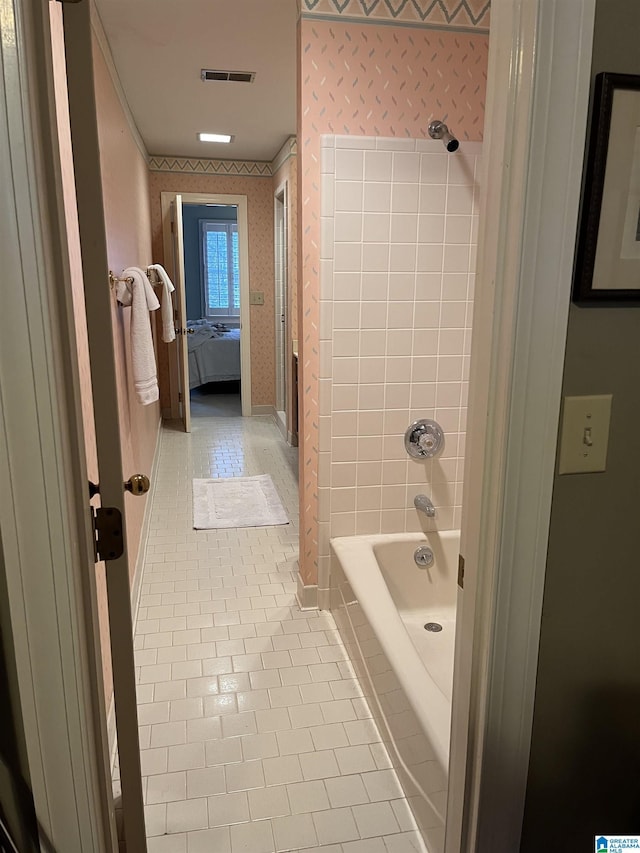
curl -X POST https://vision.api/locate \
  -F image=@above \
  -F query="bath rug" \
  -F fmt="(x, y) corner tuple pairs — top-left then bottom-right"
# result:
(192, 474), (289, 530)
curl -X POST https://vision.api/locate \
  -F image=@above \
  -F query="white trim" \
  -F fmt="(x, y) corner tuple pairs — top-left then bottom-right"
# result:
(251, 405), (276, 419)
(89, 0), (149, 164)
(272, 136), (297, 173)
(274, 181), (288, 417)
(0, 1), (115, 848)
(447, 0), (596, 850)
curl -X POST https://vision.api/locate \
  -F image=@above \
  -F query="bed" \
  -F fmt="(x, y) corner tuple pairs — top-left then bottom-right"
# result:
(187, 320), (241, 389)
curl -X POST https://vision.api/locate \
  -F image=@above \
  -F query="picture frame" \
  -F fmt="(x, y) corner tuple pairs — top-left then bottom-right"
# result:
(573, 72), (640, 302)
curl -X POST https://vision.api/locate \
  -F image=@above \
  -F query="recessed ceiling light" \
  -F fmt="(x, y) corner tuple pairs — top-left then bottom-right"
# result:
(198, 133), (234, 144)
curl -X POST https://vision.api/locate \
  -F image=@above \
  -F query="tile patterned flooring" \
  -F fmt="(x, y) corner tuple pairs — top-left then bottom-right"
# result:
(129, 404), (427, 852)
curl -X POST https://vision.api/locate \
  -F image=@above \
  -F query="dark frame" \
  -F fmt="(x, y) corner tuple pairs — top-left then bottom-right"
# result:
(573, 72), (640, 302)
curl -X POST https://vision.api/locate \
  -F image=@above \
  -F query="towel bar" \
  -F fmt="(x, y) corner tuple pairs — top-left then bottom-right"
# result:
(108, 270), (134, 288)
(109, 268), (164, 289)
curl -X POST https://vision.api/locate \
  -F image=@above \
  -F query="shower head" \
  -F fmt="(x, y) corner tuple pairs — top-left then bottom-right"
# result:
(428, 120), (459, 153)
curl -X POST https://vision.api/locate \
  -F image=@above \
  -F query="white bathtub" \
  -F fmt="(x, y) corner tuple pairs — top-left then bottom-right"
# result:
(330, 531), (459, 853)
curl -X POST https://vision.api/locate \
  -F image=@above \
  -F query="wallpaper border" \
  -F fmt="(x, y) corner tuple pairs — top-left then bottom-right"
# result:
(149, 137), (298, 178)
(301, 0), (490, 30)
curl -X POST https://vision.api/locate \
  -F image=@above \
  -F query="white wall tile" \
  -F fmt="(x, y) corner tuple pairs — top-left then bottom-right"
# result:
(363, 183), (391, 213)
(364, 150), (393, 182)
(335, 211), (363, 243)
(318, 135), (478, 550)
(389, 244), (417, 273)
(392, 152), (421, 184)
(334, 243), (362, 274)
(388, 273), (415, 301)
(420, 152), (448, 184)
(391, 184), (419, 214)
(363, 213), (391, 243)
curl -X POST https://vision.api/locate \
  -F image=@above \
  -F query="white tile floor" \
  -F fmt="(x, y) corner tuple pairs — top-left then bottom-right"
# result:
(128, 405), (427, 852)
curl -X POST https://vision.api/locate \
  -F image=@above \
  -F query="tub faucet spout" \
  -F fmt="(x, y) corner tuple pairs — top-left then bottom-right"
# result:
(414, 494), (436, 517)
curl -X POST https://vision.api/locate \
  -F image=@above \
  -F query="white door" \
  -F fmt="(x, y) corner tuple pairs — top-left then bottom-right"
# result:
(172, 195), (192, 432)
(62, 3), (147, 850)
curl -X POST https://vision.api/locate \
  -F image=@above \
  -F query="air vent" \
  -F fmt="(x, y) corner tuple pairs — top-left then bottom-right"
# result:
(201, 69), (256, 84)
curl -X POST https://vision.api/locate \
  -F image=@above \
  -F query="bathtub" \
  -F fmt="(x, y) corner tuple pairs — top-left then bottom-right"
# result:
(330, 531), (459, 853)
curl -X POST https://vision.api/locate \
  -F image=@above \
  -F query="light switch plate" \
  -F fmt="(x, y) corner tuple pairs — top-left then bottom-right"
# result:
(558, 394), (612, 475)
(249, 291), (264, 305)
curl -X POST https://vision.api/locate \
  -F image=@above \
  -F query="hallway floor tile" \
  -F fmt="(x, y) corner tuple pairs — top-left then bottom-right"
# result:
(128, 413), (426, 852)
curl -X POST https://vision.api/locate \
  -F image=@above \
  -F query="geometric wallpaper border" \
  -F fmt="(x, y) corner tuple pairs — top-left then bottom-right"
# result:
(148, 157), (273, 177)
(301, 0), (490, 29)
(149, 138), (297, 178)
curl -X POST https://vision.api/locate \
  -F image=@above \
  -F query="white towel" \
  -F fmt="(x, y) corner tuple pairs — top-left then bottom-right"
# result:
(116, 267), (160, 405)
(148, 263), (176, 343)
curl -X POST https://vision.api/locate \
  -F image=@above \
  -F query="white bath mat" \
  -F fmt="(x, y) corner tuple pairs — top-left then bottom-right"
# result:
(192, 474), (289, 530)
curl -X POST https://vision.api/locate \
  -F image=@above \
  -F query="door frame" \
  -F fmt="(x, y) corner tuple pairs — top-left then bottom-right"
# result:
(274, 180), (289, 429)
(447, 0), (596, 850)
(161, 191), (252, 417)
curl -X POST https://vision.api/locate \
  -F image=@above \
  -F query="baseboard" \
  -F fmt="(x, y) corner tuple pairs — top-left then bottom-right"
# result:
(296, 573), (318, 610)
(108, 418), (163, 772)
(275, 410), (288, 442)
(251, 404), (276, 418)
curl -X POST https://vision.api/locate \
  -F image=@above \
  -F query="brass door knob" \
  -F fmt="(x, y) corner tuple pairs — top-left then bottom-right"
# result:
(124, 474), (150, 496)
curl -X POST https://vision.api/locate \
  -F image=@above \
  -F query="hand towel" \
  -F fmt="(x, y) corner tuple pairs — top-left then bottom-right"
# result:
(148, 263), (176, 343)
(116, 267), (160, 405)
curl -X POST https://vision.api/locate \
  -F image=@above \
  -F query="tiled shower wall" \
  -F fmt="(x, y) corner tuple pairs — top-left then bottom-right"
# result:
(317, 136), (481, 592)
(297, 13), (489, 586)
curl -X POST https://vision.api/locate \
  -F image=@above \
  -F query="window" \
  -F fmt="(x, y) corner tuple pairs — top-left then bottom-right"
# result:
(201, 220), (239, 317)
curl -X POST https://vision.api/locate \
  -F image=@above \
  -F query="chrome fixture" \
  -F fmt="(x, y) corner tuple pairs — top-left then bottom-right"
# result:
(405, 419), (445, 459)
(424, 622), (443, 632)
(428, 120), (459, 152)
(414, 494), (436, 517)
(414, 546), (434, 568)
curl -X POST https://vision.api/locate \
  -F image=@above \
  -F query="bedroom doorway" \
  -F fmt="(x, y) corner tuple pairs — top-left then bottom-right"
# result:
(161, 191), (252, 427)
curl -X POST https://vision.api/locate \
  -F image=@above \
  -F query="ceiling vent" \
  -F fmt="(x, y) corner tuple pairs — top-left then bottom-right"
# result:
(201, 69), (256, 84)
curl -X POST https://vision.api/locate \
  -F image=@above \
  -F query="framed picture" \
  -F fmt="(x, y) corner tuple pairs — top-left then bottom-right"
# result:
(574, 72), (640, 301)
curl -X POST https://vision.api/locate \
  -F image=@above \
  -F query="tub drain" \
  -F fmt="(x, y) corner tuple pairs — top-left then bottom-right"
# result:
(424, 622), (443, 632)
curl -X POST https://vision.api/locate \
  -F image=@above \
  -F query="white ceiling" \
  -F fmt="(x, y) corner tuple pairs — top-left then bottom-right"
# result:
(95, 0), (298, 162)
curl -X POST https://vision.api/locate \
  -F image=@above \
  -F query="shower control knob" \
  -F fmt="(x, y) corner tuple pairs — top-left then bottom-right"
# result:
(419, 434), (436, 452)
(404, 419), (445, 459)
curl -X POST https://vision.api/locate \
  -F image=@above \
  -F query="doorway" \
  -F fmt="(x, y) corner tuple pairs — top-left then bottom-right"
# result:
(161, 192), (252, 425)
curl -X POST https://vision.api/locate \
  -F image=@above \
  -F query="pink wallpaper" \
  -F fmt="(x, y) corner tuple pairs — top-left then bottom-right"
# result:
(93, 37), (160, 589)
(298, 17), (489, 585)
(148, 172), (276, 408)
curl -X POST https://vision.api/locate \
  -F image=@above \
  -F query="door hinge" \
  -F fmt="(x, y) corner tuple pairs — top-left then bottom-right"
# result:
(92, 506), (124, 562)
(170, 219), (175, 233)
(458, 553), (465, 589)
(178, 392), (183, 402)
